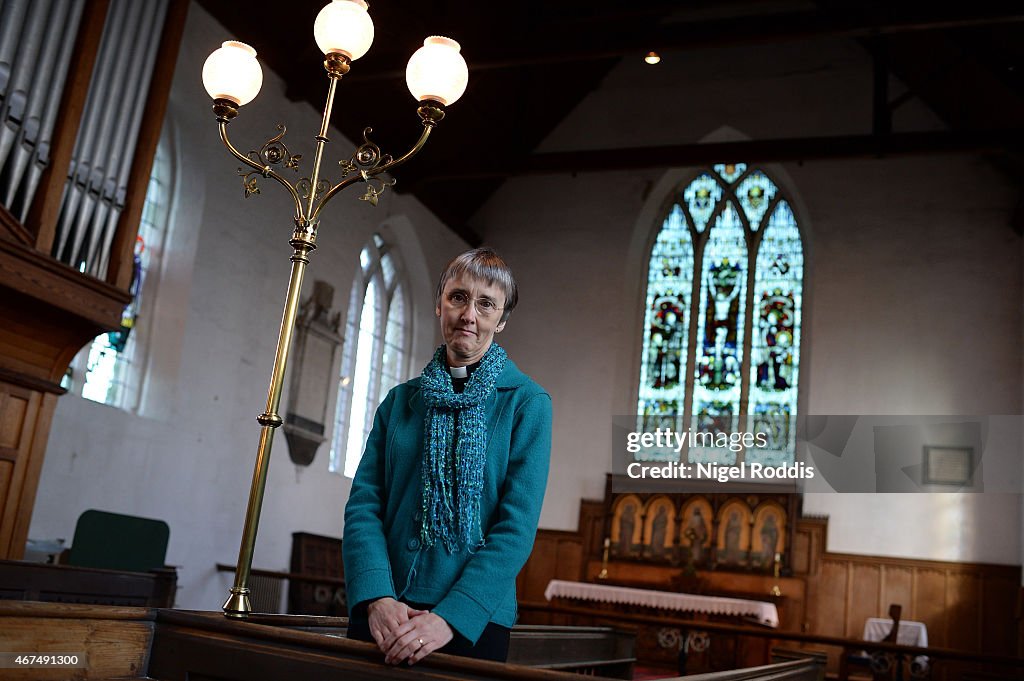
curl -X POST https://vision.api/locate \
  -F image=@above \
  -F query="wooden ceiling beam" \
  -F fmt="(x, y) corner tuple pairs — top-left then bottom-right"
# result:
(415, 129), (1024, 183)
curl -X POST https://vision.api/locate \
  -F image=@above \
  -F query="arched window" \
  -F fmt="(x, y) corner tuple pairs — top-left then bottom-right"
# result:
(638, 164), (804, 465)
(330, 234), (411, 476)
(62, 138), (174, 410)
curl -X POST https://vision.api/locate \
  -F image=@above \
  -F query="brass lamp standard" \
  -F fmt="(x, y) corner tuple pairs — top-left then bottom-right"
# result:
(201, 0), (469, 619)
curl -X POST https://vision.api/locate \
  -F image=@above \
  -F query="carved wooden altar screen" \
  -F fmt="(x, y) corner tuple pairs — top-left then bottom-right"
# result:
(602, 475), (800, 577)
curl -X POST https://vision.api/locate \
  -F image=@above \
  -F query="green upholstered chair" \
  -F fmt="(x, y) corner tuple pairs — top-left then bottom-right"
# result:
(67, 509), (170, 573)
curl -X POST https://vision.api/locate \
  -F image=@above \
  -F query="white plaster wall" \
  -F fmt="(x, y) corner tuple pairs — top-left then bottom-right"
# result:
(28, 3), (467, 609)
(473, 39), (1023, 564)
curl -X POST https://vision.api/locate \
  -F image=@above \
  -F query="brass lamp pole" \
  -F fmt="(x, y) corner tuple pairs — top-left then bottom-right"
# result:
(201, 0), (469, 619)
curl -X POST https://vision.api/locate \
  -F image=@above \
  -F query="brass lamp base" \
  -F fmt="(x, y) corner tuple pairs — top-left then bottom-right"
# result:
(222, 587), (252, 619)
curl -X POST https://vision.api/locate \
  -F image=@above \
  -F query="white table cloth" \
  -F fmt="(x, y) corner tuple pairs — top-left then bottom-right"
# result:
(543, 579), (779, 628)
(863, 618), (928, 647)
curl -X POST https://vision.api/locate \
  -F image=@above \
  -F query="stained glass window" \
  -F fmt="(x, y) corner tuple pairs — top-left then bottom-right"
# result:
(747, 200), (803, 465)
(736, 170), (778, 231)
(62, 138), (172, 410)
(691, 201), (747, 464)
(637, 167), (804, 465)
(638, 204), (692, 439)
(682, 173), (722, 233)
(330, 235), (410, 476)
(713, 163), (747, 184)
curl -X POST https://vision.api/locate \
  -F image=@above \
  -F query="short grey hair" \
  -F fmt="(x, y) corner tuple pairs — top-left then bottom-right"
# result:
(435, 248), (518, 322)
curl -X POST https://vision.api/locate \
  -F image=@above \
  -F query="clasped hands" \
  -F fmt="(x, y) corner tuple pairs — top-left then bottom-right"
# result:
(366, 597), (454, 665)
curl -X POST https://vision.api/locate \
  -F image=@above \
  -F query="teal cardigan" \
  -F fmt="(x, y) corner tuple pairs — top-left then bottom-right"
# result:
(342, 358), (552, 644)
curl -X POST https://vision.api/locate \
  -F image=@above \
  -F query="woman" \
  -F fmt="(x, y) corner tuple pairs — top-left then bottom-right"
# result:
(343, 248), (552, 666)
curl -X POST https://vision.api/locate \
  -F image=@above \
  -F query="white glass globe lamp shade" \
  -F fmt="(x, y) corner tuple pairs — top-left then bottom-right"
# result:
(314, 0), (374, 60)
(202, 41), (263, 106)
(406, 36), (468, 106)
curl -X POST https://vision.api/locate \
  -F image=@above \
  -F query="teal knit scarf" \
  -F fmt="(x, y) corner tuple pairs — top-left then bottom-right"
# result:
(419, 342), (506, 553)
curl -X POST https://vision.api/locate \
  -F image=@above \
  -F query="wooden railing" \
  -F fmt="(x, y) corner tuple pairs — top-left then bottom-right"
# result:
(522, 601), (1024, 681)
(215, 562), (346, 615)
(0, 600), (859, 681)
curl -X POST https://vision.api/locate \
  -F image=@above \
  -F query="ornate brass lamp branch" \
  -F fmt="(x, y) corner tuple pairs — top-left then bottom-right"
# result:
(373, 102), (445, 174)
(217, 118), (304, 220)
(374, 126), (433, 175)
(308, 118), (438, 223)
(214, 90), (443, 229)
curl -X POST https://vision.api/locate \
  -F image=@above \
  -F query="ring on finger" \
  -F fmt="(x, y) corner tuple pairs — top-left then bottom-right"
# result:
(418, 637), (424, 646)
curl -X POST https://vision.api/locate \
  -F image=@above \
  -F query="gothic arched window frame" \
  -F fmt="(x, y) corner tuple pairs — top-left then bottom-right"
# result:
(637, 163), (805, 465)
(330, 233), (412, 477)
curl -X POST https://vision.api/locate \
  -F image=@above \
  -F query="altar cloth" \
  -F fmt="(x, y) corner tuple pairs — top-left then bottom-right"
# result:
(543, 579), (779, 628)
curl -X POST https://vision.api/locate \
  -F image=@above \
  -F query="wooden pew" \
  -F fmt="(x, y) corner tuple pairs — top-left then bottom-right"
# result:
(662, 657), (825, 681)
(0, 559), (176, 607)
(508, 624), (635, 677)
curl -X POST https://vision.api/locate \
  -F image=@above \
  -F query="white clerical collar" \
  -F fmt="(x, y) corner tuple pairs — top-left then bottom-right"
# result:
(449, 365), (469, 379)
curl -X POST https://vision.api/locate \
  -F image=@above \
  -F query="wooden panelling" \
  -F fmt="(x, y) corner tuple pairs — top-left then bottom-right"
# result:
(0, 251), (119, 563)
(516, 530), (585, 617)
(0, 239), (129, 337)
(555, 536), (584, 581)
(913, 568), (948, 647)
(792, 525), (811, 574)
(981, 574), (1017, 654)
(0, 384), (56, 560)
(579, 499), (605, 557)
(0, 302), (106, 390)
(806, 552), (1020, 657)
(847, 563), (882, 636)
(880, 565), (913, 621)
(945, 571), (981, 651)
(521, 500), (1023, 658)
(0, 462), (12, 507)
(816, 561), (848, 637)
(0, 392), (27, 449)
(793, 517), (826, 577)
(518, 535), (558, 603)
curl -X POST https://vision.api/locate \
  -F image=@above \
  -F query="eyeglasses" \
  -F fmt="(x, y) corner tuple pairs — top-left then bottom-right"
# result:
(446, 291), (504, 317)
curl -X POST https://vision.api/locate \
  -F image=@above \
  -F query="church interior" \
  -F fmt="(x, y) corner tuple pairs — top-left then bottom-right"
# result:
(1, 1), (1023, 679)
